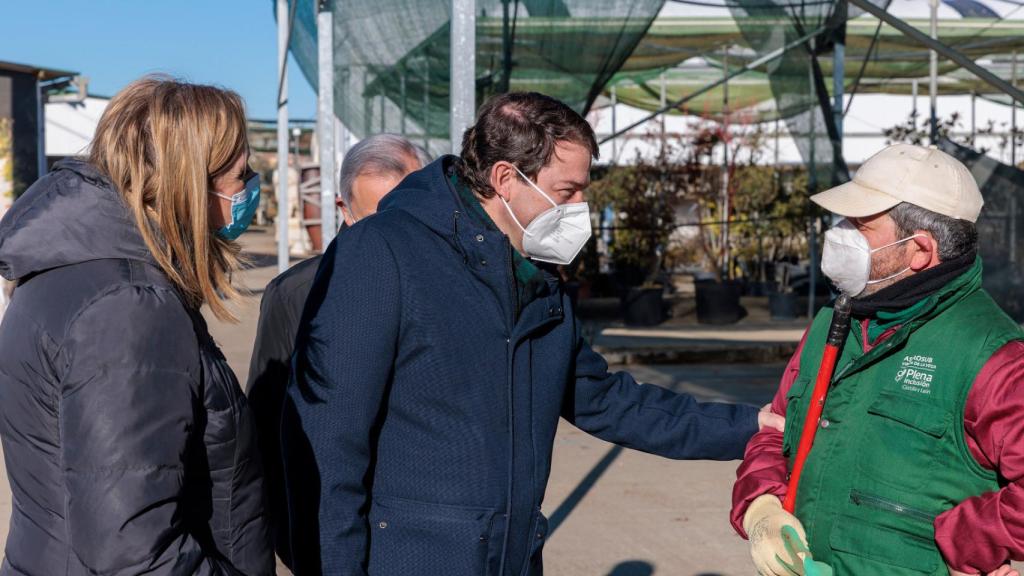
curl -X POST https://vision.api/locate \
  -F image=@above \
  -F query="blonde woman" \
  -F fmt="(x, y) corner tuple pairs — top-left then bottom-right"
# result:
(0, 77), (272, 574)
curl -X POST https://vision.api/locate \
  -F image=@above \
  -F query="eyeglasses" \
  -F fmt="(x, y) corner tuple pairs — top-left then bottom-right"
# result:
(241, 161), (258, 183)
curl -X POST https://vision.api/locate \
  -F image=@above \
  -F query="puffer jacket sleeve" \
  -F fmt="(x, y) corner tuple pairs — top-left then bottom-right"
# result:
(60, 284), (217, 575)
(564, 320), (760, 461)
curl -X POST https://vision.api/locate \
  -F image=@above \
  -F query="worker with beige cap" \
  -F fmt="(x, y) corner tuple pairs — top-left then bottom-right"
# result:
(730, 143), (1024, 576)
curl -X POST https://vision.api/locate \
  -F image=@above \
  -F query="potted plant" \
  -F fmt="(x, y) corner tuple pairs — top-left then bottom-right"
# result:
(679, 123), (748, 325)
(587, 152), (683, 326)
(727, 152), (819, 320)
(768, 261), (800, 320)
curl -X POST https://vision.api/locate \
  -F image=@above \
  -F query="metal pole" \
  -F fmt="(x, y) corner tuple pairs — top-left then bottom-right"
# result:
(721, 50), (730, 279)
(277, 0), (291, 273)
(971, 89), (977, 144)
(501, 0), (513, 93)
(610, 84), (618, 161)
(659, 71), (667, 151)
(850, 0), (1024, 105)
(808, 219), (818, 318)
(929, 0), (939, 143)
(450, 0), (476, 154)
(833, 3), (847, 169)
(774, 116), (781, 203)
(1010, 195), (1018, 264)
(1013, 51), (1018, 166)
(341, 69), (350, 155)
(809, 62), (817, 174)
(400, 70), (407, 135)
(363, 68), (371, 136)
(317, 2), (337, 248)
(36, 75), (46, 180)
(774, 116), (781, 168)
(912, 78), (918, 121)
(423, 59), (431, 152)
(808, 59), (818, 319)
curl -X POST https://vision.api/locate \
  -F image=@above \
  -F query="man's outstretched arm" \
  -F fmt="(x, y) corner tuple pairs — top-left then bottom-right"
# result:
(563, 324), (771, 461)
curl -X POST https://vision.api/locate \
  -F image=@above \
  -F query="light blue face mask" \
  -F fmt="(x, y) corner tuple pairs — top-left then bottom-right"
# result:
(210, 174), (261, 240)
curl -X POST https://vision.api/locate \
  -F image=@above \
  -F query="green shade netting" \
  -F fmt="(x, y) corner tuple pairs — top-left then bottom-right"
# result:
(280, 0), (665, 156)
(611, 17), (1024, 120)
(618, 9), (1024, 184)
(719, 0), (861, 187)
(276, 0), (1024, 187)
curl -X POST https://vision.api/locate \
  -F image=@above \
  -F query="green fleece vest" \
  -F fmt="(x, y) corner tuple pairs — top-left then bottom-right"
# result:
(782, 258), (1023, 575)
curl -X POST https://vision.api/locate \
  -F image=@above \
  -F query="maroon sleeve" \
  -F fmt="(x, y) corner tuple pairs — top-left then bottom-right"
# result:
(935, 340), (1024, 573)
(729, 330), (809, 538)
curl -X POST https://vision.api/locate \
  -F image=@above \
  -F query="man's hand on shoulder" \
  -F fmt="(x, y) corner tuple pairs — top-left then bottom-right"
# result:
(758, 403), (785, 433)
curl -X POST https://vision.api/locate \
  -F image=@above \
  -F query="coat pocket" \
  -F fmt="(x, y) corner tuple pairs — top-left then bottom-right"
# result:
(368, 495), (497, 576)
(829, 514), (940, 575)
(522, 511), (549, 576)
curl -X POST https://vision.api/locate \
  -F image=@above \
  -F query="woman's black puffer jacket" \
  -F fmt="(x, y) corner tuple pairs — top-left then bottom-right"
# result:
(0, 159), (273, 575)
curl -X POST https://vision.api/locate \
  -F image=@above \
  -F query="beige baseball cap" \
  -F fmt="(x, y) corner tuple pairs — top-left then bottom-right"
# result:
(810, 143), (984, 223)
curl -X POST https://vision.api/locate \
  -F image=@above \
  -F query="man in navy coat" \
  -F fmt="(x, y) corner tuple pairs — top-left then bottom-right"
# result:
(285, 92), (781, 576)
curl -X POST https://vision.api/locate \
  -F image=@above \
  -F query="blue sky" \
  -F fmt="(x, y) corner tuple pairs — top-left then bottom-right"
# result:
(0, 1), (318, 120)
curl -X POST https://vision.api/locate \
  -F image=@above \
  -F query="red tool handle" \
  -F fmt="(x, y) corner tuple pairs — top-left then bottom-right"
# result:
(782, 294), (853, 514)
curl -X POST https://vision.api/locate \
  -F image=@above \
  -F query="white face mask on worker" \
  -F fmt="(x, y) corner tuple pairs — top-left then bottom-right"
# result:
(500, 165), (592, 266)
(821, 218), (925, 297)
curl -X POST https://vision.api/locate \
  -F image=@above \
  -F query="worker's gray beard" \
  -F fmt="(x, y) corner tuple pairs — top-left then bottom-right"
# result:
(858, 247), (912, 298)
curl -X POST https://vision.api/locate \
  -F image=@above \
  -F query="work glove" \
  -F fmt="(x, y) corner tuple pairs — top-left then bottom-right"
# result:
(743, 494), (832, 576)
(777, 525), (833, 576)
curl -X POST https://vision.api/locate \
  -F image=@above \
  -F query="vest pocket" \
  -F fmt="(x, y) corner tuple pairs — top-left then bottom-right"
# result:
(829, 515), (939, 575)
(857, 392), (951, 489)
(367, 495), (497, 576)
(866, 392), (951, 438)
(782, 378), (812, 459)
(849, 490), (934, 525)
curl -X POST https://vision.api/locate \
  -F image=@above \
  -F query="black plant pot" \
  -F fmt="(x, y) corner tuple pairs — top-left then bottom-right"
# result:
(768, 291), (799, 320)
(695, 280), (745, 325)
(612, 266), (647, 299)
(748, 281), (776, 297)
(622, 286), (665, 327)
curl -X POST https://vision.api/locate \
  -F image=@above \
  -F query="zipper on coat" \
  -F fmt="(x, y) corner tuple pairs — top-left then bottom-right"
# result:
(507, 240), (520, 324)
(849, 489), (934, 524)
(498, 237), (517, 576)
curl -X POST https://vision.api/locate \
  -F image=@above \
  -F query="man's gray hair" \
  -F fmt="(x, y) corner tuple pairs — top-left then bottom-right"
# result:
(338, 134), (432, 204)
(889, 202), (978, 261)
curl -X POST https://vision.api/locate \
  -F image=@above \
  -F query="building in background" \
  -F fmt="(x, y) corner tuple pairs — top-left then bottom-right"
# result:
(0, 61), (81, 211)
(45, 94), (109, 166)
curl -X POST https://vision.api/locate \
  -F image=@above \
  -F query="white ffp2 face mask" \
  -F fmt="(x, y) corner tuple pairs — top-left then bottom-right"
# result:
(500, 166), (592, 266)
(821, 218), (925, 296)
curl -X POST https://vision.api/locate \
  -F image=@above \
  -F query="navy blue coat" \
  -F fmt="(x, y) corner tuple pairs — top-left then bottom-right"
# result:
(284, 157), (758, 576)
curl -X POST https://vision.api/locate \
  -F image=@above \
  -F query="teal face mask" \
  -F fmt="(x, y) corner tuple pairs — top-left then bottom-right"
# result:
(210, 173), (261, 240)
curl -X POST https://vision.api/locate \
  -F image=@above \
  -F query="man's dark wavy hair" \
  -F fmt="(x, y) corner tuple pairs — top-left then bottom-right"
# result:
(456, 92), (599, 198)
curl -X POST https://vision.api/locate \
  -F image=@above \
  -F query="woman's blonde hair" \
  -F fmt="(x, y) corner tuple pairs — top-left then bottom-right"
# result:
(89, 75), (248, 321)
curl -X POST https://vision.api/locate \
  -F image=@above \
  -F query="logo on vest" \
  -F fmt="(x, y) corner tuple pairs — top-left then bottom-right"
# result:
(895, 355), (936, 394)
